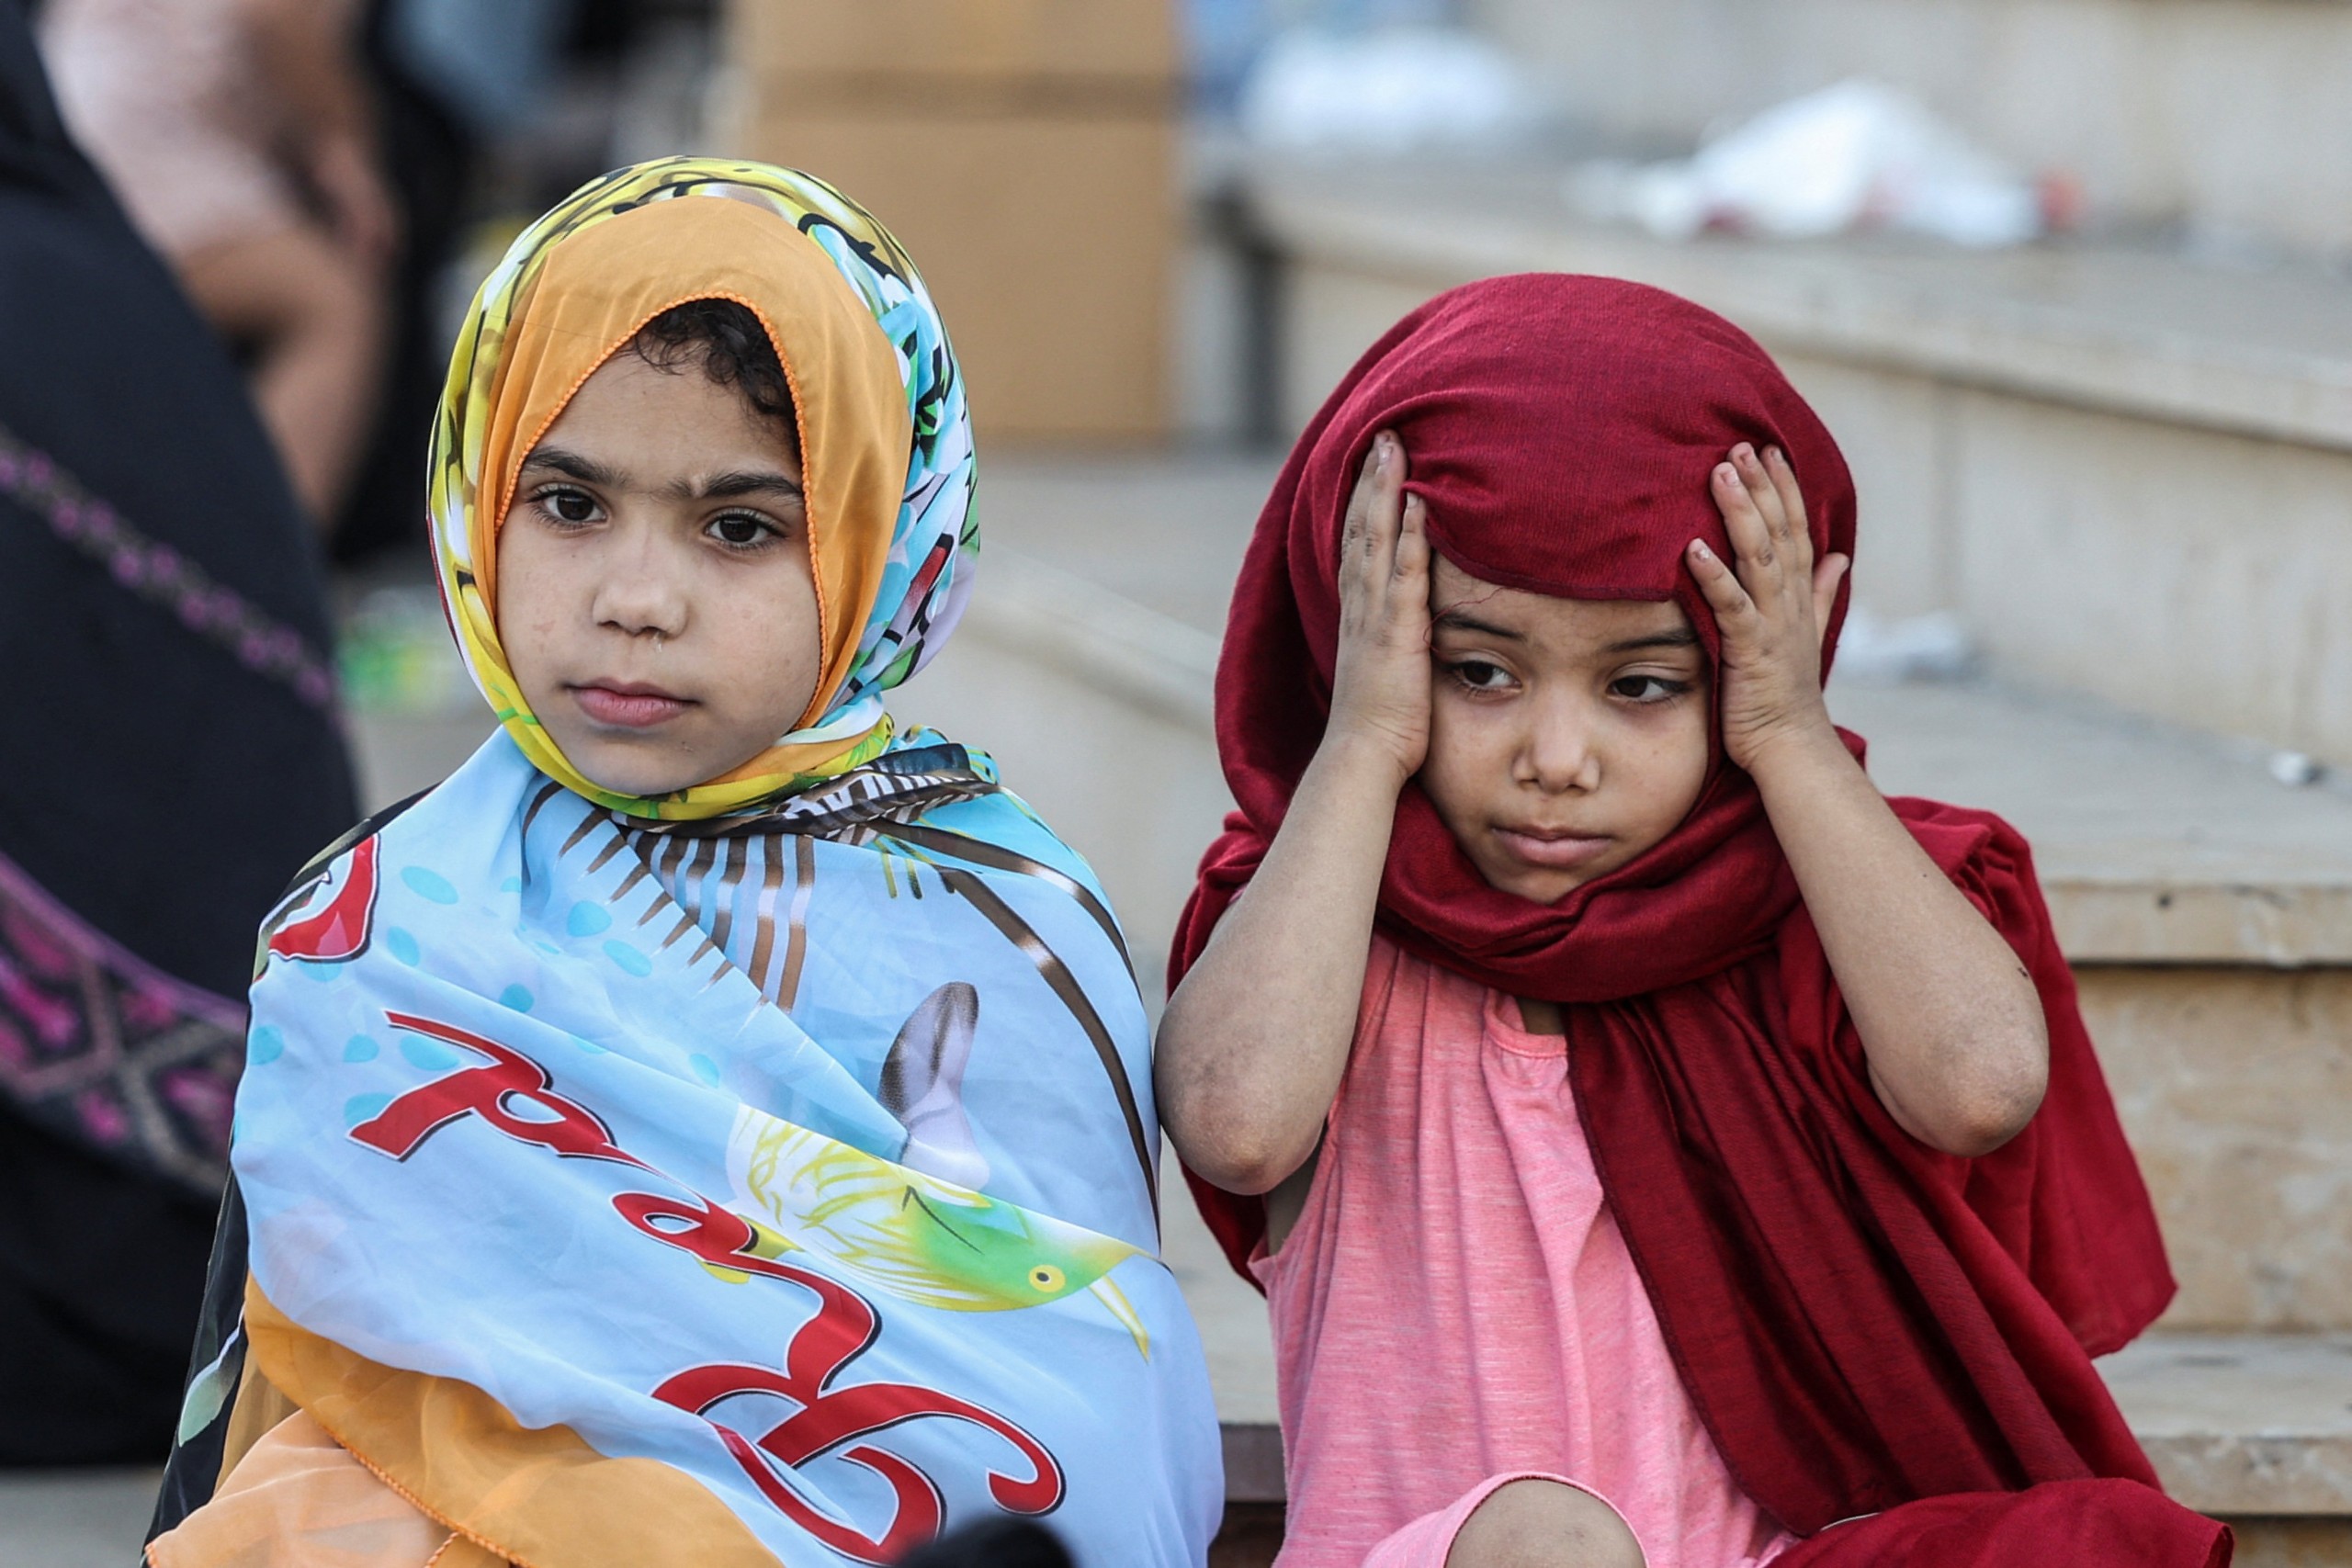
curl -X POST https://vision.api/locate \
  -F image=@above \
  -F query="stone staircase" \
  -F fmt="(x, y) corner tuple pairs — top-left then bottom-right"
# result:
(892, 452), (2352, 1566)
(1846, 678), (2352, 1567)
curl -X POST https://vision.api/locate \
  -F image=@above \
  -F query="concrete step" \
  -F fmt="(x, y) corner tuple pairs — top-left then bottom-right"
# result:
(0, 1467), (161, 1566)
(2103, 1334), (2352, 1519)
(1203, 1334), (2352, 1565)
(1232, 158), (2352, 773)
(1829, 682), (2352, 969)
(1829, 682), (2352, 1334)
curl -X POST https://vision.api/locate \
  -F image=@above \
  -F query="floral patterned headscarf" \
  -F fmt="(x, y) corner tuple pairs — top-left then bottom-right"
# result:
(429, 158), (978, 818)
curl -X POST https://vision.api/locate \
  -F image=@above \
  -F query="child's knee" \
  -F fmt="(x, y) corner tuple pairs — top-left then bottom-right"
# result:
(1444, 1479), (1645, 1568)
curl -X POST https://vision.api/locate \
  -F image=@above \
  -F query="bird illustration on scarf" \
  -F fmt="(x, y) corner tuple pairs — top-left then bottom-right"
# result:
(724, 983), (1152, 1358)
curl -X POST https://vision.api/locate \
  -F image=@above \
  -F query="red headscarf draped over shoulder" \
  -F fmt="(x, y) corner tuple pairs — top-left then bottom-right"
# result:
(1172, 276), (2184, 1539)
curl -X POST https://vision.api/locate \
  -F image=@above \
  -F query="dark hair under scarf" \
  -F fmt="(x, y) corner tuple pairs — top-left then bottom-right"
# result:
(0, 0), (356, 1462)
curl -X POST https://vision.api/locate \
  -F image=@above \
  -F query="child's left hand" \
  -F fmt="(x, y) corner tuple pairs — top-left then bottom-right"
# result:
(1689, 446), (2048, 1157)
(1687, 444), (1851, 775)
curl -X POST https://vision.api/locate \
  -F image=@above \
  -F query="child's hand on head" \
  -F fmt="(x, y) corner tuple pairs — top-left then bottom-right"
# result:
(1328, 431), (1434, 784)
(1687, 444), (1852, 776)
(1159, 427), (1436, 1197)
(1690, 443), (2046, 1156)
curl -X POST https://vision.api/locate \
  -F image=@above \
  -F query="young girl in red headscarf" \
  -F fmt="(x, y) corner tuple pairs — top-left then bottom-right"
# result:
(1157, 276), (2228, 1568)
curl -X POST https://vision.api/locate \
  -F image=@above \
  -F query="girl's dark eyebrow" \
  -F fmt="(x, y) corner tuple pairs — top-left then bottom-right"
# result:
(1605, 627), (1701, 653)
(1433, 609), (1523, 641)
(680, 469), (803, 501)
(519, 446), (622, 488)
(517, 447), (802, 502)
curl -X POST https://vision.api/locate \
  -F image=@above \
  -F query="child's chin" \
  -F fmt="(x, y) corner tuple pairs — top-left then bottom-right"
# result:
(1472, 858), (1590, 908)
(561, 741), (708, 800)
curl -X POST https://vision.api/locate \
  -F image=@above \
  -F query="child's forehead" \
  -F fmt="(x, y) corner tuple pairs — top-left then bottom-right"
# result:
(1429, 555), (1694, 640)
(526, 353), (801, 476)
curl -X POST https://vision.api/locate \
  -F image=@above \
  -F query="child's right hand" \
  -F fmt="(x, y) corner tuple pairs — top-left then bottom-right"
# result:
(1327, 431), (1432, 785)
(1159, 431), (1431, 1194)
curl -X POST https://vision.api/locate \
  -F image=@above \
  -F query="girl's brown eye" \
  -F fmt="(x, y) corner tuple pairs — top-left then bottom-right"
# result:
(1612, 675), (1687, 703)
(710, 513), (773, 547)
(1453, 660), (1508, 691)
(550, 490), (595, 524)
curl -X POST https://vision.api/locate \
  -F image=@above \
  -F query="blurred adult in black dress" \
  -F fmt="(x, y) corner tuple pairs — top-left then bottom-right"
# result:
(0, 0), (357, 1464)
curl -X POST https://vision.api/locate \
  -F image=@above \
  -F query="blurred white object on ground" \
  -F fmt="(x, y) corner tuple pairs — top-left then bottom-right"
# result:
(1832, 605), (1977, 684)
(1568, 79), (2042, 248)
(1239, 27), (1535, 156)
(2269, 750), (2325, 788)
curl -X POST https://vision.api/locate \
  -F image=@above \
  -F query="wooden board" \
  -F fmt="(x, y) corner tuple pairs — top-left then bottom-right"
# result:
(737, 108), (1176, 443)
(729, 0), (1178, 84)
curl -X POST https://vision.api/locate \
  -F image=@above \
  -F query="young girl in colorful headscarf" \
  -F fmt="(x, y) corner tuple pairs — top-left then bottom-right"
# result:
(1159, 276), (2228, 1568)
(144, 159), (1221, 1568)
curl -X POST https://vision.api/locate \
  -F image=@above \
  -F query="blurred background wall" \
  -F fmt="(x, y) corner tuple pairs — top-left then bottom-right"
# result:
(715, 0), (1182, 443)
(1472, 0), (2352, 262)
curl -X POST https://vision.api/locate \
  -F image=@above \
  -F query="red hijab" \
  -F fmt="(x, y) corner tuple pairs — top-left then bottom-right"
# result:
(1172, 276), (2179, 1534)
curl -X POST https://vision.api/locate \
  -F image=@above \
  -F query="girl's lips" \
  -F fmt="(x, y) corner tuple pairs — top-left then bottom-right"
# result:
(1492, 827), (1614, 871)
(571, 683), (691, 728)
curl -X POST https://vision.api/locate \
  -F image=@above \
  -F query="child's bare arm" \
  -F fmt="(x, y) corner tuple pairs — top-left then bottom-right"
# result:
(1688, 446), (2049, 1157)
(1157, 433), (1430, 1194)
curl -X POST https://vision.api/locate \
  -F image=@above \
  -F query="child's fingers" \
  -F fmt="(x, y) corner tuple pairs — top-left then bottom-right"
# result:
(1341, 437), (1383, 561)
(1812, 553), (1850, 651)
(1712, 460), (1777, 581)
(1760, 446), (1815, 576)
(1762, 446), (1809, 541)
(1341, 434), (1402, 584)
(1395, 491), (1430, 586)
(1730, 444), (1789, 541)
(1366, 434), (1407, 550)
(1686, 537), (1759, 634)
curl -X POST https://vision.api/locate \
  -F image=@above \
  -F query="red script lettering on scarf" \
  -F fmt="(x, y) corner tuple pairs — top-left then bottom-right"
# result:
(344, 1010), (1064, 1561)
(350, 1012), (642, 1167)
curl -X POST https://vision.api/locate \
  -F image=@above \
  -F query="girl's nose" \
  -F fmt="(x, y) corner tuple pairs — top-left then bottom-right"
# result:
(1519, 704), (1602, 795)
(590, 536), (689, 642)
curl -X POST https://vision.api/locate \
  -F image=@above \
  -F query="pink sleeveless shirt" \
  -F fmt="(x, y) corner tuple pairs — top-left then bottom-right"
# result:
(1250, 938), (1797, 1568)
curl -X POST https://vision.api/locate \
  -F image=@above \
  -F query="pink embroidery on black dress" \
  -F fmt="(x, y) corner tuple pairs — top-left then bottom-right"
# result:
(0, 421), (336, 710)
(0, 847), (245, 1191)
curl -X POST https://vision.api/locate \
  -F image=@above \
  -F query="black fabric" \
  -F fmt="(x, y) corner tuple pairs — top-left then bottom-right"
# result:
(144, 789), (425, 1526)
(0, 0), (359, 1464)
(147, 1179), (251, 1538)
(897, 1519), (1076, 1568)
(0, 1100), (219, 1464)
(0, 3), (359, 994)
